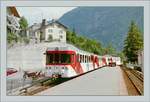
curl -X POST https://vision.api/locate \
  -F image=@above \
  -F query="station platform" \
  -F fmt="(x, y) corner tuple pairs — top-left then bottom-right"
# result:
(36, 66), (128, 95)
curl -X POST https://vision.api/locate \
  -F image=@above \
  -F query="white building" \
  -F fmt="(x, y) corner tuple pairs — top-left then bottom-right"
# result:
(26, 23), (42, 43)
(27, 19), (67, 43)
(7, 7), (21, 35)
(44, 20), (67, 42)
(138, 50), (144, 72)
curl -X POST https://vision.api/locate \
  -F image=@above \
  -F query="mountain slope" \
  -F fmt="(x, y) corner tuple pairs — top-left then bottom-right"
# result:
(59, 7), (143, 51)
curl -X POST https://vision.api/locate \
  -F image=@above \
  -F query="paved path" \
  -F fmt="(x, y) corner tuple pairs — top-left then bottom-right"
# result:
(36, 66), (128, 95)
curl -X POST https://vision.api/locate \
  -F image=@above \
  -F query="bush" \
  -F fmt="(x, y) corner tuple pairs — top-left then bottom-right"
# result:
(7, 32), (18, 44)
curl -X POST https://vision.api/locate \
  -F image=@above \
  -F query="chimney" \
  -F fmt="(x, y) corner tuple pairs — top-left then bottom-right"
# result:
(42, 19), (46, 26)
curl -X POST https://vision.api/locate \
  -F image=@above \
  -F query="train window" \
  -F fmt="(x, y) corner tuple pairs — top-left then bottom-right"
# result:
(80, 55), (82, 63)
(54, 53), (59, 63)
(86, 56), (88, 62)
(91, 56), (93, 61)
(61, 54), (71, 64)
(46, 53), (71, 64)
(71, 54), (74, 62)
(86, 56), (87, 63)
(46, 53), (54, 64)
(77, 54), (79, 62)
(83, 55), (84, 63)
(86, 56), (88, 63)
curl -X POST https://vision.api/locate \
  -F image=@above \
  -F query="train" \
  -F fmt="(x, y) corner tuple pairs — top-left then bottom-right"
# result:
(104, 55), (122, 67)
(44, 42), (122, 78)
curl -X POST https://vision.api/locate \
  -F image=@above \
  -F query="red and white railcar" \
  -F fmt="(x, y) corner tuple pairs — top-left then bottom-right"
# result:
(44, 42), (107, 78)
(103, 55), (122, 67)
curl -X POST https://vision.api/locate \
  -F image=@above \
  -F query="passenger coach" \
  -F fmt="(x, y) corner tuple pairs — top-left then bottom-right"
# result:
(44, 42), (107, 78)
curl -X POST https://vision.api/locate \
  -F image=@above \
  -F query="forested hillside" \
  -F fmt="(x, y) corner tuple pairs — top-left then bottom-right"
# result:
(59, 7), (143, 51)
(66, 30), (116, 55)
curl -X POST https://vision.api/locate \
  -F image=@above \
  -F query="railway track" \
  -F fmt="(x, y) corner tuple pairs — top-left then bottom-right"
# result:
(122, 67), (143, 95)
(19, 77), (70, 95)
(131, 70), (143, 81)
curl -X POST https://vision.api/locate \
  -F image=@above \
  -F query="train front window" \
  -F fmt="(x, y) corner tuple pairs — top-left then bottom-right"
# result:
(54, 53), (59, 63)
(46, 53), (72, 64)
(46, 54), (53, 64)
(61, 54), (71, 63)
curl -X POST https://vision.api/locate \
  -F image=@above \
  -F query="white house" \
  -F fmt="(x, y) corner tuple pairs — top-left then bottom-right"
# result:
(26, 23), (42, 43)
(7, 7), (21, 35)
(27, 19), (67, 43)
(44, 20), (67, 42)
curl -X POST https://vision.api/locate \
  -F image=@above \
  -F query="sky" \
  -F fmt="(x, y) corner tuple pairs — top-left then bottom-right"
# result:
(16, 7), (76, 26)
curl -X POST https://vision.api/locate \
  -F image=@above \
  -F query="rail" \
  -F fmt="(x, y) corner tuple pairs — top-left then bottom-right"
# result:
(122, 67), (143, 95)
(19, 77), (70, 95)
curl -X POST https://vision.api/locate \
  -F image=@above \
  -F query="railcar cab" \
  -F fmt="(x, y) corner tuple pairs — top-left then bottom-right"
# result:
(45, 48), (76, 78)
(46, 51), (75, 65)
(108, 57), (116, 67)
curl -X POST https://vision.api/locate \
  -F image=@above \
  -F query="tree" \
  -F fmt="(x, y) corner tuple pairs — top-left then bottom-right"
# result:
(19, 16), (28, 41)
(123, 21), (143, 63)
(105, 43), (116, 55)
(19, 16), (28, 29)
(117, 51), (126, 64)
(66, 30), (107, 55)
(7, 32), (18, 43)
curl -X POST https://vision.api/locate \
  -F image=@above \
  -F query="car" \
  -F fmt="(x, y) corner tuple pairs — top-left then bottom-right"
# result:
(7, 68), (18, 76)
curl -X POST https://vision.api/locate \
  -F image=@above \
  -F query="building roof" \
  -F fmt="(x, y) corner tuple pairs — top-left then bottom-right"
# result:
(8, 7), (20, 17)
(27, 20), (68, 33)
(45, 20), (68, 30)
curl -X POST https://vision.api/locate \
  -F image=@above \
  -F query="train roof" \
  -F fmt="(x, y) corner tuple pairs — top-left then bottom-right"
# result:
(45, 42), (120, 58)
(45, 42), (95, 56)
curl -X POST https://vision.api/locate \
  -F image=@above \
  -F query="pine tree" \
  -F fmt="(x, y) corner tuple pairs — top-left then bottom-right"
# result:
(123, 21), (143, 63)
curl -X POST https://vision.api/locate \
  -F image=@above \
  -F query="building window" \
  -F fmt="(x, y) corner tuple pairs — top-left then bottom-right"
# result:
(59, 30), (63, 34)
(48, 29), (53, 33)
(60, 35), (63, 39)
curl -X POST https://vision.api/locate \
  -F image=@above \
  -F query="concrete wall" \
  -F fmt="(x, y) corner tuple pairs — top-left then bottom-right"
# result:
(7, 43), (48, 71)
